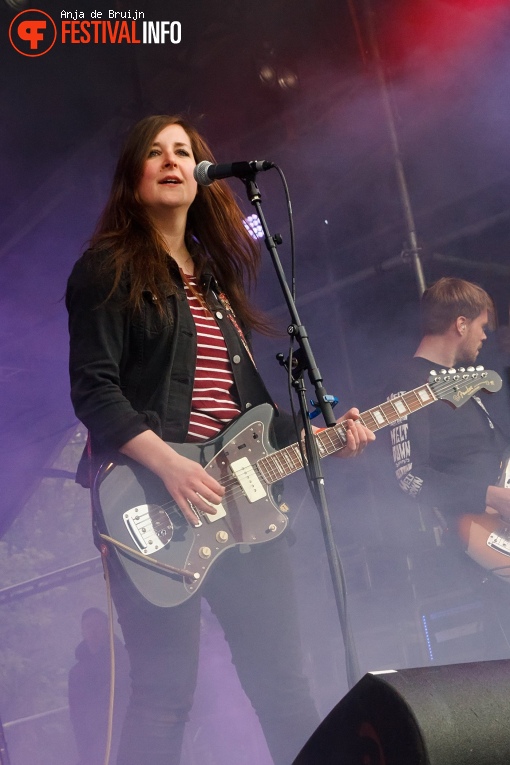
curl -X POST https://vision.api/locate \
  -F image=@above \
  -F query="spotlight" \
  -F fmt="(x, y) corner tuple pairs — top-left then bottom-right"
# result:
(258, 62), (299, 91)
(243, 214), (264, 240)
(4, 0), (27, 9)
(259, 65), (276, 86)
(277, 68), (299, 91)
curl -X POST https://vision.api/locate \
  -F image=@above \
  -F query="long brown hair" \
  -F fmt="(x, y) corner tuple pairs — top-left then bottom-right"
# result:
(90, 114), (270, 332)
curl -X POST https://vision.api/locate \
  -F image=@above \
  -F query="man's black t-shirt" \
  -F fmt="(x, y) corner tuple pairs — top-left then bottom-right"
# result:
(387, 356), (508, 520)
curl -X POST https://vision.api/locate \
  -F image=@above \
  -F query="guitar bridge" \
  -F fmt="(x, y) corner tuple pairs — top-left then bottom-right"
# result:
(123, 504), (173, 554)
(487, 529), (510, 558)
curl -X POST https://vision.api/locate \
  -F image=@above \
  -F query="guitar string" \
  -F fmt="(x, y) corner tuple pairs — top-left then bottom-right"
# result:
(199, 373), (491, 494)
(133, 375), (493, 522)
(224, 374), (490, 493)
(129, 373), (494, 527)
(179, 377), (463, 499)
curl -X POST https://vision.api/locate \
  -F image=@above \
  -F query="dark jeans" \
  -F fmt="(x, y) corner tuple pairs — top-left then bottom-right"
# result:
(113, 535), (320, 765)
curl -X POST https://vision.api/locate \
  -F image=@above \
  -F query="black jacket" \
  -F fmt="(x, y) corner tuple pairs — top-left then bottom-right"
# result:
(66, 250), (295, 482)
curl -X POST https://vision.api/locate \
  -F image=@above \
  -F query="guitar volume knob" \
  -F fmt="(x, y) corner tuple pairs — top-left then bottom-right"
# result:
(199, 546), (212, 559)
(216, 531), (229, 543)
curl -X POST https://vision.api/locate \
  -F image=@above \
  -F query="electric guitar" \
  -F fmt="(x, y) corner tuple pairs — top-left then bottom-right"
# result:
(457, 450), (510, 581)
(92, 366), (502, 607)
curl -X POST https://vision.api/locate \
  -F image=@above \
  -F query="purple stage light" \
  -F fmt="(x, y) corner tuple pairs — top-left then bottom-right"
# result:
(243, 214), (264, 240)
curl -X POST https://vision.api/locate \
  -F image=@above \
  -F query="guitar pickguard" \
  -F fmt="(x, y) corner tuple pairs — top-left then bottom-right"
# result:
(181, 419), (288, 596)
(93, 404), (288, 608)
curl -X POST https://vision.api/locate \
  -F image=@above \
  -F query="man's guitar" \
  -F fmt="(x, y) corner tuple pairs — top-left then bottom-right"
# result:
(93, 367), (502, 607)
(457, 450), (510, 581)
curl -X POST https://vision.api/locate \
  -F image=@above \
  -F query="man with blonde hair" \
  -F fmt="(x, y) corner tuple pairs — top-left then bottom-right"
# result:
(388, 277), (509, 562)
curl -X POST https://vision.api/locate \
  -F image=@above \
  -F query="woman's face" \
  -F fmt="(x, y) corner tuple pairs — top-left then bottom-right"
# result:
(137, 123), (198, 216)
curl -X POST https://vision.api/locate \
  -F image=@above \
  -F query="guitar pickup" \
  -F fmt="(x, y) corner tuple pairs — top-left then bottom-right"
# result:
(229, 457), (267, 502)
(198, 496), (227, 524)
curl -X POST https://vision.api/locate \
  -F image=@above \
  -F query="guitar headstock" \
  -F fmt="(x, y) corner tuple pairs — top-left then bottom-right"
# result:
(428, 366), (502, 408)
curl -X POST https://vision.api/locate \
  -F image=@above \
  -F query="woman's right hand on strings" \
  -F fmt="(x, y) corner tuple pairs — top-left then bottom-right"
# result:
(157, 450), (225, 526)
(119, 430), (225, 526)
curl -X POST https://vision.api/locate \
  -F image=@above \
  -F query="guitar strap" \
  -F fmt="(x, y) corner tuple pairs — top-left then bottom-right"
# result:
(215, 289), (256, 366)
(472, 395), (496, 430)
(472, 396), (510, 449)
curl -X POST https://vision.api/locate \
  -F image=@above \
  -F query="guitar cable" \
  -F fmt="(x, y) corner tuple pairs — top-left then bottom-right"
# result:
(89, 440), (116, 765)
(96, 533), (200, 765)
(100, 548), (116, 765)
(99, 532), (198, 581)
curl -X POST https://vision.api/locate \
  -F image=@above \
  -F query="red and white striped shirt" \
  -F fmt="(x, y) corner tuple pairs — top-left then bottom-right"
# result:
(183, 276), (241, 442)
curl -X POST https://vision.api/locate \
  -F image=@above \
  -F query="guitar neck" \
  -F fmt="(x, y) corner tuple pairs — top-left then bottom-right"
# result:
(257, 382), (437, 485)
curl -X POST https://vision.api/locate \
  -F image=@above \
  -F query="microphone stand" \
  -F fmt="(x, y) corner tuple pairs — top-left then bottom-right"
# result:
(241, 173), (361, 689)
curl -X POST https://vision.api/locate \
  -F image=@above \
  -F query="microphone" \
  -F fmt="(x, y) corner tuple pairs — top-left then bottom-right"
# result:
(193, 160), (274, 186)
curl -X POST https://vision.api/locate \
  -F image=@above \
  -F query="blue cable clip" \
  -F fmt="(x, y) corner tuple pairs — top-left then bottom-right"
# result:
(308, 395), (338, 420)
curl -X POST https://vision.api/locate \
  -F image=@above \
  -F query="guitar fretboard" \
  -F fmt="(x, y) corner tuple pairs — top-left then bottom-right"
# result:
(257, 384), (436, 484)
